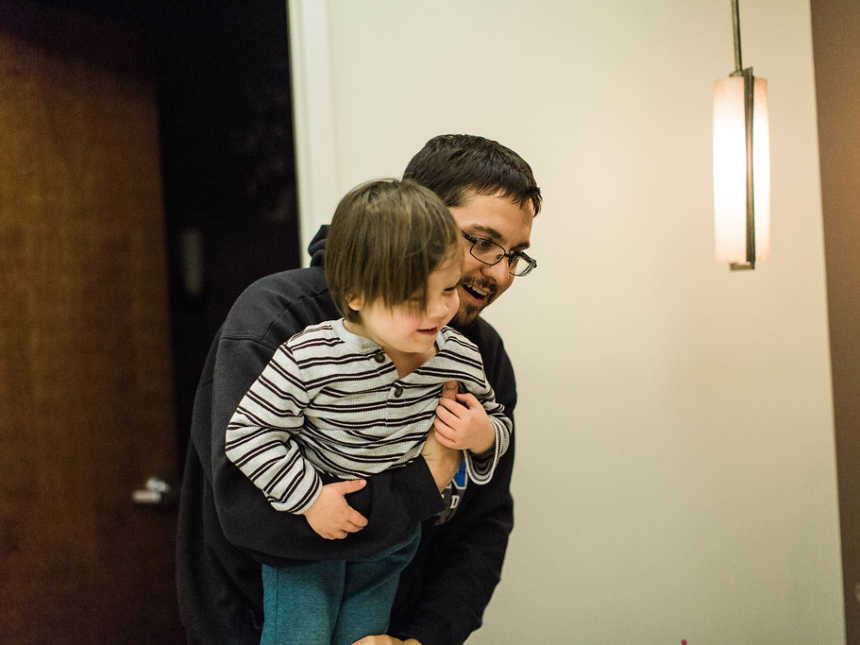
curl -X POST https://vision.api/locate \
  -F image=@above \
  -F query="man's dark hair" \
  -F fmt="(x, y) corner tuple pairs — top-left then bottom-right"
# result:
(326, 178), (460, 323)
(403, 134), (542, 216)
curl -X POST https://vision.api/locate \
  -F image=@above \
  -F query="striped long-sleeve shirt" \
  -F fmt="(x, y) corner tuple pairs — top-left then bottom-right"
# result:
(224, 319), (511, 514)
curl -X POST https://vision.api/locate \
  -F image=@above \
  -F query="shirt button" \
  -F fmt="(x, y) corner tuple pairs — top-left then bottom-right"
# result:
(374, 352), (385, 363)
(393, 384), (404, 397)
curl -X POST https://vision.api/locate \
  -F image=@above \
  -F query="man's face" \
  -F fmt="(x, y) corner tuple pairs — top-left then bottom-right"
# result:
(449, 191), (534, 326)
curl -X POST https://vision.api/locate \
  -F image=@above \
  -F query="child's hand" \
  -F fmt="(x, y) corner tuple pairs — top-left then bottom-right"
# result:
(434, 392), (495, 455)
(303, 480), (369, 540)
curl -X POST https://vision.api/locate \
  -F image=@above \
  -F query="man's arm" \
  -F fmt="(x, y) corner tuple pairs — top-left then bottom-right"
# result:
(209, 332), (447, 564)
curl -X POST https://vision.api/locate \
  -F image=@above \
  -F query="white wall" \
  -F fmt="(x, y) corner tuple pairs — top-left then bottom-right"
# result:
(289, 1), (845, 642)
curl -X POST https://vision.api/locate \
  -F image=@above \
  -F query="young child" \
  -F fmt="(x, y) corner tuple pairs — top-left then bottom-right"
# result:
(224, 178), (512, 645)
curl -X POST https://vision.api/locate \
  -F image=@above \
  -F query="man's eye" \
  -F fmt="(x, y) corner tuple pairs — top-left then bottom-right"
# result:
(474, 238), (497, 252)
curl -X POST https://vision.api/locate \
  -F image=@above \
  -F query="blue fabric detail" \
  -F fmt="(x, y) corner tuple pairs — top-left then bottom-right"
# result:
(453, 461), (467, 488)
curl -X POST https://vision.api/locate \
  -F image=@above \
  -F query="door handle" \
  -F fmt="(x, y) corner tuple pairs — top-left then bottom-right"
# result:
(132, 476), (176, 509)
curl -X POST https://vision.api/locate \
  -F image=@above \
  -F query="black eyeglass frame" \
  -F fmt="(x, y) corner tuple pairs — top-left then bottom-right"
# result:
(461, 231), (537, 277)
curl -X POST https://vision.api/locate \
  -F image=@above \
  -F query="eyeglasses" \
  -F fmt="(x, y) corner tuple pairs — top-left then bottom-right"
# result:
(461, 231), (537, 277)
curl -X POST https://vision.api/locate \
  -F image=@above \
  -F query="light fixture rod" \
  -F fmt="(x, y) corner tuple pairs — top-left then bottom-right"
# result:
(727, 0), (757, 271)
(731, 0), (743, 74)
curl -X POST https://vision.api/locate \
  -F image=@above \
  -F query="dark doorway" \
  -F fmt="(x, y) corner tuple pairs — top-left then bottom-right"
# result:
(153, 1), (302, 472)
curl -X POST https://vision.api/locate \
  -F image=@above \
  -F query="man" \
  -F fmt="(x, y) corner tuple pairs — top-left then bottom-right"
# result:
(176, 134), (542, 645)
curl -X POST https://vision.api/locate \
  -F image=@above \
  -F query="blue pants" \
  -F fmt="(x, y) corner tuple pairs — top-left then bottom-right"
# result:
(260, 529), (420, 645)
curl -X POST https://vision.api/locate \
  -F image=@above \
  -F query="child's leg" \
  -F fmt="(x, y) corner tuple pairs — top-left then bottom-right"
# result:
(260, 560), (346, 645)
(331, 528), (421, 645)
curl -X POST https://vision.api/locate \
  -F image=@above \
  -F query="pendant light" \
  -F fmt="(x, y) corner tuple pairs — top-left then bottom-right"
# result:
(713, 0), (770, 270)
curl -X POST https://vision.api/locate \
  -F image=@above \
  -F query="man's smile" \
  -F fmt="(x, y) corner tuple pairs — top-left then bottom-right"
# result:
(460, 280), (496, 304)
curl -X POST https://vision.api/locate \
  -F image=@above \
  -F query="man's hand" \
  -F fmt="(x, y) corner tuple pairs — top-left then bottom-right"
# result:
(421, 381), (462, 491)
(303, 480), (369, 539)
(351, 636), (421, 645)
(434, 391), (495, 454)
(422, 430), (461, 492)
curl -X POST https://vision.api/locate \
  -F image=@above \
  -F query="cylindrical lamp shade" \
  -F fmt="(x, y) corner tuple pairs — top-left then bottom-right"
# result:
(713, 76), (770, 265)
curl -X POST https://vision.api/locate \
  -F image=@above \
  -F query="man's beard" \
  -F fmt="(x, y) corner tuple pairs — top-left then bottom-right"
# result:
(453, 302), (482, 327)
(453, 278), (498, 327)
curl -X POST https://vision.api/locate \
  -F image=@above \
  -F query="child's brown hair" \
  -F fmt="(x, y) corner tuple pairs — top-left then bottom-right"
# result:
(325, 178), (460, 322)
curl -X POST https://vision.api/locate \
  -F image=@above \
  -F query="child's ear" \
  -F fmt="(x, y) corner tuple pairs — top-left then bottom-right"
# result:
(347, 294), (364, 313)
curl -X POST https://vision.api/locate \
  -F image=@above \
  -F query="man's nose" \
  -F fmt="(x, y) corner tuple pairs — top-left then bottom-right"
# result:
(482, 258), (510, 284)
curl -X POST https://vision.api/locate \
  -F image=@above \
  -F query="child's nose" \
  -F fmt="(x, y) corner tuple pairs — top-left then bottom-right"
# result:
(427, 297), (449, 320)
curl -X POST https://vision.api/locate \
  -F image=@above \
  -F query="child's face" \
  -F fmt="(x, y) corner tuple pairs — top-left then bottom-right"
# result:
(349, 255), (462, 357)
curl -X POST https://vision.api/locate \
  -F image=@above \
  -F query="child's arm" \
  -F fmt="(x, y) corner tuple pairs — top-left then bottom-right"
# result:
(225, 342), (368, 538)
(432, 379), (511, 485)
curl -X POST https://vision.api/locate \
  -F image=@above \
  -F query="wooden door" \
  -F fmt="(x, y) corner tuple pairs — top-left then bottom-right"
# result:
(0, 4), (184, 643)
